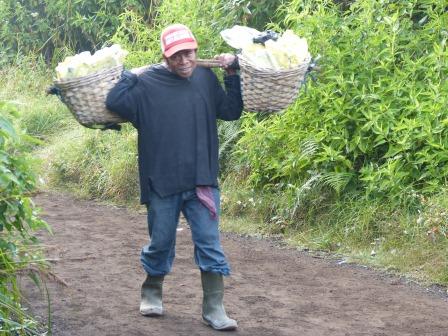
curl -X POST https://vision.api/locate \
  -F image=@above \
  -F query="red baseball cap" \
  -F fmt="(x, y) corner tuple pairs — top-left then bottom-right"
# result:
(160, 24), (198, 58)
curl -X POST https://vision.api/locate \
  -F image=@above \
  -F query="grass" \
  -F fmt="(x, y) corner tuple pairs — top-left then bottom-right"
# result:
(220, 215), (265, 237)
(39, 125), (140, 205)
(0, 56), (76, 141)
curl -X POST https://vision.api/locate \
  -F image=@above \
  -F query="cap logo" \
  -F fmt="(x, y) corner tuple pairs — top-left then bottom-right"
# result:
(164, 30), (194, 47)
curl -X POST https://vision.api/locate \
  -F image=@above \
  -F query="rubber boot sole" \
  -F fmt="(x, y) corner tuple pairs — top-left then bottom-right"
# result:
(202, 315), (238, 331)
(140, 306), (163, 317)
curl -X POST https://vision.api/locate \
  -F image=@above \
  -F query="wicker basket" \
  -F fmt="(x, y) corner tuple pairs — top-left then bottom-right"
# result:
(53, 65), (125, 127)
(238, 55), (311, 113)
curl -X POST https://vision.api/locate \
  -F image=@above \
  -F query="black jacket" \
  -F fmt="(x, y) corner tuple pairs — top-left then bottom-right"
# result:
(106, 64), (243, 203)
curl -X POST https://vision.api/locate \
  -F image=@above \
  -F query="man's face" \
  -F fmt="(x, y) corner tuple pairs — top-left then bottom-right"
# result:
(164, 49), (197, 78)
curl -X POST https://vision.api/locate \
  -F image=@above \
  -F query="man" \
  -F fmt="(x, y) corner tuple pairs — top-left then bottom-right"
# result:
(106, 23), (243, 331)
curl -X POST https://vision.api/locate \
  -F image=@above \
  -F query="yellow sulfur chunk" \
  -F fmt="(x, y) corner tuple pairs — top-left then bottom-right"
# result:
(55, 45), (128, 80)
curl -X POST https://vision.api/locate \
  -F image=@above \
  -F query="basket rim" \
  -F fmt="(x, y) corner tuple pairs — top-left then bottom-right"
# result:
(239, 54), (311, 74)
(54, 64), (124, 85)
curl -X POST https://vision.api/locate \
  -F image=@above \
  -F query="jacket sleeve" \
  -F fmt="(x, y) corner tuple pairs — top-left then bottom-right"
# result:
(105, 70), (141, 128)
(215, 74), (244, 121)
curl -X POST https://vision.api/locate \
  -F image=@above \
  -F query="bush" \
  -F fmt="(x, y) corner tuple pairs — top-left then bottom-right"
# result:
(234, 0), (448, 208)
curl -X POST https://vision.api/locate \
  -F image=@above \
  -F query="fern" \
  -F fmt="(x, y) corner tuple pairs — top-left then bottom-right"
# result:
(290, 173), (322, 218)
(289, 170), (353, 218)
(218, 120), (241, 157)
(319, 172), (354, 194)
(299, 138), (319, 158)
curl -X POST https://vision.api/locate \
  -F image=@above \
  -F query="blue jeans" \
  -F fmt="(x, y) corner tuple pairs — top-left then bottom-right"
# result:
(140, 187), (230, 276)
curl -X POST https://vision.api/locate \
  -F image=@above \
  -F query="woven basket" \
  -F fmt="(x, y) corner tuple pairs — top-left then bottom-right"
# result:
(53, 65), (125, 126)
(238, 55), (311, 113)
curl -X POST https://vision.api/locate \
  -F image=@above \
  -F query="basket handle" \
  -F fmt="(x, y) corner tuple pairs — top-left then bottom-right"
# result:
(196, 59), (223, 68)
(197, 58), (240, 70)
(128, 58), (237, 75)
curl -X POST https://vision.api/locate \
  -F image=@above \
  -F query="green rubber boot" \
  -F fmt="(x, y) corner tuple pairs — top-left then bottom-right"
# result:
(140, 275), (164, 316)
(201, 271), (237, 331)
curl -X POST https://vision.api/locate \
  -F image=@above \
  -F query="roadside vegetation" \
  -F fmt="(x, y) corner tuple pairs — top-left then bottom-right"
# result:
(1, 0), (447, 332)
(0, 102), (51, 334)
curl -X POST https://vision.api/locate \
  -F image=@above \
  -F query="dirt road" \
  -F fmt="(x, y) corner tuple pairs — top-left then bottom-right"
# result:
(23, 192), (447, 336)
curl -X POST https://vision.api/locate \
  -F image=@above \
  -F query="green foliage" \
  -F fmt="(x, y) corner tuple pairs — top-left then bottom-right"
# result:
(0, 56), (50, 100)
(220, 0), (284, 30)
(110, 10), (158, 68)
(221, 0), (448, 285)
(110, 0), (288, 68)
(111, 0), (252, 67)
(0, 0), (283, 65)
(218, 120), (242, 174)
(0, 0), (149, 64)
(0, 102), (50, 334)
(234, 0), (448, 208)
(289, 191), (448, 285)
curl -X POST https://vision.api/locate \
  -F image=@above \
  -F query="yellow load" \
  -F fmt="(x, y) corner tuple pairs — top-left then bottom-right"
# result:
(220, 26), (310, 70)
(55, 44), (128, 80)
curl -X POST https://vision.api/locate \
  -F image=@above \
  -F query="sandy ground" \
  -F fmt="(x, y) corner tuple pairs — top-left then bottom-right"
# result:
(22, 191), (448, 336)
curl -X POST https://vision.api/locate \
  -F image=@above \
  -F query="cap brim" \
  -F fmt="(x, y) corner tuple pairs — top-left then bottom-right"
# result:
(164, 41), (198, 58)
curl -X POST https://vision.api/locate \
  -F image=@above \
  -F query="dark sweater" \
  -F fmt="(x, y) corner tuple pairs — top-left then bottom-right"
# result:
(105, 64), (243, 204)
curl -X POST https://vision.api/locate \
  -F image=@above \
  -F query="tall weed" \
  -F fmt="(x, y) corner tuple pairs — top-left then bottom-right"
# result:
(220, 0), (448, 285)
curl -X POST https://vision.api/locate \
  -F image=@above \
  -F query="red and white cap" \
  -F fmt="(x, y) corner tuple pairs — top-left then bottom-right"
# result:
(160, 24), (198, 58)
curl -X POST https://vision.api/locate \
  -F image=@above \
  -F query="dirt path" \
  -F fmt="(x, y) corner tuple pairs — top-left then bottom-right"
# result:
(22, 191), (447, 336)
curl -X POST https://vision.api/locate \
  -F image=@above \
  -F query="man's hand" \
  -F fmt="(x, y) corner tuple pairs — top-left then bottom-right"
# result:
(214, 54), (238, 75)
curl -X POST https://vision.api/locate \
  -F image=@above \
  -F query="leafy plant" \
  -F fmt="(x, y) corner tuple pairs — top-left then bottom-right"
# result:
(0, 102), (51, 334)
(234, 0), (448, 208)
